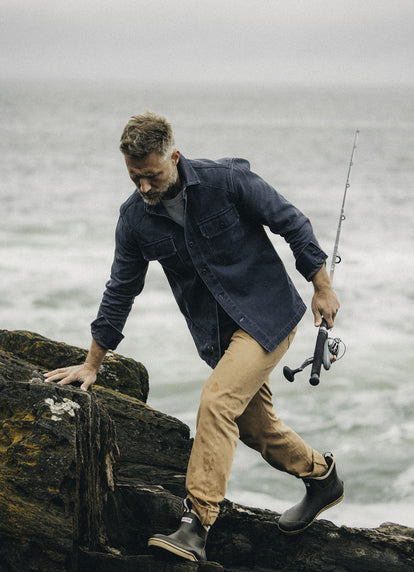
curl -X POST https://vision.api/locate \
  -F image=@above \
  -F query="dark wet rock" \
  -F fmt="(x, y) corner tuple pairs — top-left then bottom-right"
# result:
(0, 330), (413, 572)
(0, 329), (149, 401)
(0, 378), (117, 572)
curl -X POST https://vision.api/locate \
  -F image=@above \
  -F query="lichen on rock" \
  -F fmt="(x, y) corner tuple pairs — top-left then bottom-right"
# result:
(44, 396), (81, 421)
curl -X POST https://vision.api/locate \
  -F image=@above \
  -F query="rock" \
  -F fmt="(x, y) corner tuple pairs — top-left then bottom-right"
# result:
(1, 330), (414, 572)
(0, 329), (149, 401)
(0, 378), (118, 572)
(93, 385), (191, 488)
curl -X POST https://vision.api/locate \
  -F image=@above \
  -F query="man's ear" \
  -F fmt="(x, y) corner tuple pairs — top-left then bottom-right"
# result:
(171, 150), (180, 165)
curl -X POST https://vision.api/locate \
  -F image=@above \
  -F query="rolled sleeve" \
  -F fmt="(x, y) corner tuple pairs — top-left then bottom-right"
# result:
(91, 315), (124, 350)
(295, 242), (328, 281)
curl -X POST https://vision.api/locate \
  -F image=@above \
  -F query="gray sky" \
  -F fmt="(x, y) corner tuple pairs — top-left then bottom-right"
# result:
(1, 0), (413, 86)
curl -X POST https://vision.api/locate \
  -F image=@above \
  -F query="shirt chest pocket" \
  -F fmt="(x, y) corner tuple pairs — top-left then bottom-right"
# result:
(199, 205), (240, 239)
(140, 235), (184, 274)
(141, 237), (177, 261)
(140, 236), (194, 274)
(199, 206), (244, 263)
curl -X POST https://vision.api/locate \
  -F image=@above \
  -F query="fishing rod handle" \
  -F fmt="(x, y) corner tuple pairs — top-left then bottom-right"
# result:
(309, 318), (329, 386)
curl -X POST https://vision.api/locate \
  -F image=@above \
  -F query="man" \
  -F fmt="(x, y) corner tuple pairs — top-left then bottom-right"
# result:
(45, 112), (344, 562)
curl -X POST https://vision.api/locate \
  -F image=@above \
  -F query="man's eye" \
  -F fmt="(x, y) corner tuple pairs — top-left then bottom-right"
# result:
(131, 173), (156, 180)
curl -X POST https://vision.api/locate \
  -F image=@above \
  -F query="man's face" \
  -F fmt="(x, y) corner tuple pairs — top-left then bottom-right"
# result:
(125, 151), (180, 205)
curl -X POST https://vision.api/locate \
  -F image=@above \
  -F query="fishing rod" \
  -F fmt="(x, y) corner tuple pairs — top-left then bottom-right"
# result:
(283, 130), (359, 386)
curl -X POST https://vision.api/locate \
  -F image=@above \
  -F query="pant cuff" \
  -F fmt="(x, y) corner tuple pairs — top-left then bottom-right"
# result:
(186, 494), (220, 528)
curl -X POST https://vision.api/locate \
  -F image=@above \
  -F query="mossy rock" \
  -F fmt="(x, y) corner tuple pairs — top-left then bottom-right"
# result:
(0, 330), (148, 401)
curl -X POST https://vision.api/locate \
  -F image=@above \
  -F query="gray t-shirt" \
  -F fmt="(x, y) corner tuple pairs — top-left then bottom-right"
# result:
(162, 191), (185, 226)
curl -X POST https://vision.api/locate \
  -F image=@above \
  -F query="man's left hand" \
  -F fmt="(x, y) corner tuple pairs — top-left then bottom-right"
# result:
(311, 266), (340, 329)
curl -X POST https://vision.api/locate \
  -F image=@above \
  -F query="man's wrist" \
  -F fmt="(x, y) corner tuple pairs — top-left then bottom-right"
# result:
(85, 339), (108, 372)
(311, 265), (332, 292)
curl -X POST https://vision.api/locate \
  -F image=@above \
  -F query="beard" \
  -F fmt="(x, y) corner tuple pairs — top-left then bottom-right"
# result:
(140, 169), (179, 205)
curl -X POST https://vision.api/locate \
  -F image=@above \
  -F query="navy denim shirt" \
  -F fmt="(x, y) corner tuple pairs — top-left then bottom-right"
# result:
(91, 155), (327, 368)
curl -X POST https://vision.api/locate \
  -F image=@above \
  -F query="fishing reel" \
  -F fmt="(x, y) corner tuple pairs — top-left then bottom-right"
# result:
(283, 319), (346, 386)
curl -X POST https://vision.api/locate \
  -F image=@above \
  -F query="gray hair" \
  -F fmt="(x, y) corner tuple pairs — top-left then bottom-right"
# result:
(120, 111), (175, 159)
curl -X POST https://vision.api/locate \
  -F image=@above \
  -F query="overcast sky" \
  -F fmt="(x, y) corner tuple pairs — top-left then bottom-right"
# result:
(1, 0), (413, 86)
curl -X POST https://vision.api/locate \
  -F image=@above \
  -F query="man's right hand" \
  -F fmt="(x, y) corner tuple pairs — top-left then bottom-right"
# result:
(44, 363), (97, 392)
(43, 338), (107, 392)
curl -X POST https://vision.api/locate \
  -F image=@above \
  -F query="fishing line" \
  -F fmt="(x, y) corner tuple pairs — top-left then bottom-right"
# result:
(283, 130), (359, 386)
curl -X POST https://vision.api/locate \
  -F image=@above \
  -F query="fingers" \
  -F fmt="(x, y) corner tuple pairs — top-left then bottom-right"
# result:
(80, 380), (94, 392)
(314, 308), (336, 329)
(43, 366), (93, 389)
(43, 368), (73, 384)
(314, 309), (322, 327)
(43, 368), (60, 380)
(324, 301), (340, 329)
(312, 289), (340, 330)
(323, 312), (335, 330)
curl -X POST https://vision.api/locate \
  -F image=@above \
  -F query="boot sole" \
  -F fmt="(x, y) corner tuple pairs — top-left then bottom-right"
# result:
(277, 492), (344, 535)
(148, 537), (199, 561)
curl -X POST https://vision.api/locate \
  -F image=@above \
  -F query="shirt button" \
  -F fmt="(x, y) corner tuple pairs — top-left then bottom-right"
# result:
(188, 241), (194, 247)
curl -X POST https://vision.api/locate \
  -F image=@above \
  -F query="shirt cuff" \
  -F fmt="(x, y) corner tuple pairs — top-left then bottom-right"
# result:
(295, 242), (328, 281)
(90, 315), (125, 350)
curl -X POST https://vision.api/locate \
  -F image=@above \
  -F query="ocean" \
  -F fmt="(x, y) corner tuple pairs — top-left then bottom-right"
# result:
(1, 79), (413, 529)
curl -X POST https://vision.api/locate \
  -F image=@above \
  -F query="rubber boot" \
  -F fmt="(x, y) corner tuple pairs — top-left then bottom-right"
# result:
(278, 452), (344, 534)
(148, 498), (208, 561)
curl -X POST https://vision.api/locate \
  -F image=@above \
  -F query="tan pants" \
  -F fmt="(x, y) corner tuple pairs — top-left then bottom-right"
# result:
(186, 328), (328, 527)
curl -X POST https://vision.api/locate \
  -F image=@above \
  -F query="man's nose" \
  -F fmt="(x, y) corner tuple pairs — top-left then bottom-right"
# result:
(139, 178), (151, 194)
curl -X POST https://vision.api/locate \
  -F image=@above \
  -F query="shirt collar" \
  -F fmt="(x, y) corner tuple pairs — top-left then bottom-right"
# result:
(177, 154), (200, 190)
(144, 154), (199, 215)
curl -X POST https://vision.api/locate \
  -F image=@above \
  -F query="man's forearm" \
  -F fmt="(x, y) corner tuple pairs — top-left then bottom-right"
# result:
(85, 338), (108, 373)
(311, 265), (332, 292)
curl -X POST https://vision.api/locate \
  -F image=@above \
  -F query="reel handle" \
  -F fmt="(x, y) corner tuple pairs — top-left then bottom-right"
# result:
(283, 365), (301, 382)
(309, 318), (328, 386)
(283, 357), (313, 383)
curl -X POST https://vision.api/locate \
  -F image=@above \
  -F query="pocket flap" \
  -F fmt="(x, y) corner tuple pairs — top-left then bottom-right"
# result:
(141, 237), (177, 260)
(199, 206), (239, 239)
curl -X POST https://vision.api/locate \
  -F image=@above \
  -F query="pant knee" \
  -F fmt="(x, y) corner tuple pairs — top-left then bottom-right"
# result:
(197, 384), (241, 427)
